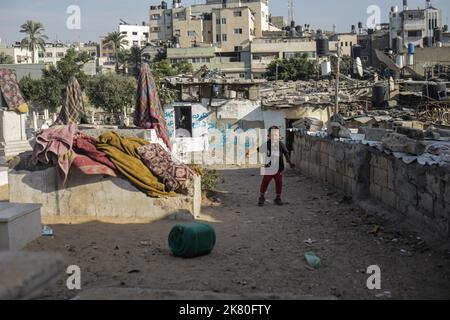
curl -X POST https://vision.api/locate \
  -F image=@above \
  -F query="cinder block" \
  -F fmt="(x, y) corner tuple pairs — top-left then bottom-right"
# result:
(320, 152), (329, 167)
(326, 168), (335, 185)
(370, 183), (382, 200)
(318, 166), (326, 182)
(328, 156), (336, 171)
(343, 176), (353, 195)
(381, 188), (396, 209)
(426, 172), (441, 198)
(418, 192), (434, 217)
(373, 167), (388, 188)
(0, 203), (41, 250)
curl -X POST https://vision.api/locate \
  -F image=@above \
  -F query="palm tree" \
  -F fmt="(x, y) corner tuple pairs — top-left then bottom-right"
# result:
(129, 46), (143, 76)
(0, 52), (14, 64)
(19, 20), (48, 64)
(105, 31), (129, 73)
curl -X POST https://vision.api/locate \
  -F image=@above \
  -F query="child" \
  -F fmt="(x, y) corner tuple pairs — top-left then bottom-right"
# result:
(258, 126), (294, 206)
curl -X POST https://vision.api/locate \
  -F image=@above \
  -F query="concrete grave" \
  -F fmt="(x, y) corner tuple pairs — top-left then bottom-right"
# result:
(0, 110), (32, 160)
(0, 203), (41, 250)
(9, 167), (201, 223)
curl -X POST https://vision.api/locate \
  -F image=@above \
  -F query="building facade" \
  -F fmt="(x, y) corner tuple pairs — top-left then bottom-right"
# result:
(389, 0), (443, 48)
(119, 23), (150, 49)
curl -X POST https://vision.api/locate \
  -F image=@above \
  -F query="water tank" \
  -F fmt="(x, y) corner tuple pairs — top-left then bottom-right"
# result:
(407, 43), (415, 55)
(352, 45), (362, 59)
(407, 54), (414, 66)
(372, 83), (389, 109)
(434, 29), (442, 42)
(316, 38), (329, 57)
(161, 1), (167, 9)
(396, 36), (403, 53)
(396, 55), (404, 68)
(444, 25), (448, 32)
(321, 61), (331, 76)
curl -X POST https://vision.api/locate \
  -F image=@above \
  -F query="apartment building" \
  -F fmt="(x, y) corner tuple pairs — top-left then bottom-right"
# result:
(329, 33), (358, 57)
(119, 23), (150, 49)
(389, 0), (443, 48)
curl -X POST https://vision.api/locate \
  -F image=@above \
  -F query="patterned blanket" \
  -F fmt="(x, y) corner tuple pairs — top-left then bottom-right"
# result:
(54, 76), (84, 125)
(96, 132), (176, 198)
(133, 63), (172, 150)
(32, 125), (117, 183)
(137, 143), (196, 193)
(0, 68), (29, 113)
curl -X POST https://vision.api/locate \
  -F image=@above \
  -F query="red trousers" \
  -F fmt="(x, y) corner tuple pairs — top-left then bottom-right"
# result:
(260, 171), (283, 196)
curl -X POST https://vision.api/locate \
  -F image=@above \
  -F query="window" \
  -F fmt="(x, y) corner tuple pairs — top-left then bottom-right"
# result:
(133, 41), (139, 46)
(132, 32), (138, 36)
(216, 18), (221, 25)
(234, 46), (242, 52)
(151, 14), (161, 20)
(222, 34), (227, 42)
(234, 11), (242, 17)
(345, 42), (348, 46)
(187, 31), (196, 37)
(151, 27), (160, 32)
(222, 18), (227, 24)
(38, 52), (44, 58)
(408, 30), (422, 37)
(46, 52), (53, 58)
(121, 31), (127, 35)
(216, 34), (221, 42)
(143, 32), (149, 38)
(57, 52), (64, 58)
(234, 28), (243, 34)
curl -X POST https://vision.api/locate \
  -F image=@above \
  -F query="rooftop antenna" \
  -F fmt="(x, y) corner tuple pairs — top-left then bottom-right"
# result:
(288, 0), (294, 25)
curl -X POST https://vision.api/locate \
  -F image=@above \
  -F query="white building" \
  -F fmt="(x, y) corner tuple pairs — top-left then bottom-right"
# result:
(389, 0), (443, 48)
(118, 23), (150, 49)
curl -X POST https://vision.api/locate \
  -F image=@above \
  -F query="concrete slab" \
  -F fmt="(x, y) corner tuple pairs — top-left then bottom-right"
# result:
(9, 167), (201, 223)
(0, 251), (64, 300)
(0, 203), (41, 250)
(74, 287), (337, 300)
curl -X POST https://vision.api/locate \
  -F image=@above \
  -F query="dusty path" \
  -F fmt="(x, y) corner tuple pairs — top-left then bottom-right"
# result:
(28, 168), (450, 300)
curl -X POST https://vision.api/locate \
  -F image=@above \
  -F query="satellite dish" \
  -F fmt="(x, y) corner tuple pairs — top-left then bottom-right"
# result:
(353, 57), (363, 77)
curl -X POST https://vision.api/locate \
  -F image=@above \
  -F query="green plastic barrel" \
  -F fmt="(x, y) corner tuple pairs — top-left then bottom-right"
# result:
(168, 222), (216, 258)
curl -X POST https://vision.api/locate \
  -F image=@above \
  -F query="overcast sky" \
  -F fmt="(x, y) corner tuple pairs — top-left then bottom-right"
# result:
(0, 0), (449, 45)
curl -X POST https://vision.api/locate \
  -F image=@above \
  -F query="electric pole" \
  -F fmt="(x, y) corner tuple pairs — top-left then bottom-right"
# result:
(335, 41), (341, 115)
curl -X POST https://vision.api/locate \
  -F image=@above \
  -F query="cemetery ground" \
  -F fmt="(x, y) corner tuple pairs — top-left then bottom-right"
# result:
(22, 168), (450, 300)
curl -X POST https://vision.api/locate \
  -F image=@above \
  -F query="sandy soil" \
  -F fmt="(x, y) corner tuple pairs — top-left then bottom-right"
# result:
(26, 168), (450, 300)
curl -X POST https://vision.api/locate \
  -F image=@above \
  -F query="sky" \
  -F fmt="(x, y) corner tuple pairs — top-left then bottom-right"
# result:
(0, 0), (449, 45)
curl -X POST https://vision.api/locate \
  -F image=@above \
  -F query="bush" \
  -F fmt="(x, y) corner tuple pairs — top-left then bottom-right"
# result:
(86, 73), (137, 115)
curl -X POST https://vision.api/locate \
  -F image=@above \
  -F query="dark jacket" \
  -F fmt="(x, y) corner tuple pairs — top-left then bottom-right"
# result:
(258, 139), (290, 172)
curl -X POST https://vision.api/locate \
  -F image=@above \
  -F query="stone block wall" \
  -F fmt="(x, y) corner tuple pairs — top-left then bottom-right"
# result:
(292, 133), (450, 238)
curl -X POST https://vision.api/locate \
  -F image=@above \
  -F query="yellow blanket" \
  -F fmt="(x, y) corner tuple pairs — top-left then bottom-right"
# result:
(96, 132), (176, 198)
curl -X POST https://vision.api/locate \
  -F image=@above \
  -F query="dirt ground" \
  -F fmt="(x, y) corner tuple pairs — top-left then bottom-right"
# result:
(26, 168), (450, 300)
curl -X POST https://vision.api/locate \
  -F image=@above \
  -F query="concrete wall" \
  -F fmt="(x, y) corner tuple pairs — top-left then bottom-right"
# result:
(292, 133), (450, 239)
(8, 167), (202, 223)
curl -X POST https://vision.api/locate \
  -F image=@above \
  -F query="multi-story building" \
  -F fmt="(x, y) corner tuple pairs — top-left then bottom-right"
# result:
(389, 0), (443, 48)
(119, 23), (150, 49)
(329, 33), (358, 57)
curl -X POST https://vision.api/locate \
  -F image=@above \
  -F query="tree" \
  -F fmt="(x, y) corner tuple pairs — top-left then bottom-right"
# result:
(86, 73), (136, 116)
(265, 54), (317, 81)
(105, 31), (129, 72)
(117, 49), (131, 74)
(129, 46), (143, 76)
(19, 20), (48, 64)
(331, 55), (353, 76)
(19, 49), (89, 111)
(0, 52), (14, 64)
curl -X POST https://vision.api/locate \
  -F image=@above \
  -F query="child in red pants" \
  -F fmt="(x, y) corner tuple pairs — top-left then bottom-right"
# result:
(258, 126), (294, 206)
